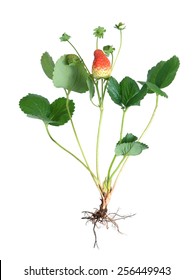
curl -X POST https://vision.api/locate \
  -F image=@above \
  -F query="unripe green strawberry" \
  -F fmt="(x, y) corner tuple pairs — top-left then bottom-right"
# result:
(92, 49), (112, 79)
(65, 54), (80, 65)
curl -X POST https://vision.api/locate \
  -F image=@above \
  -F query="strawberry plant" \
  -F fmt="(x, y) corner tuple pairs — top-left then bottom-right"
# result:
(19, 23), (180, 247)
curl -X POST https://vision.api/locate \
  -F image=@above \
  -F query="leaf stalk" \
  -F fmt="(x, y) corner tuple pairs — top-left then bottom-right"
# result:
(112, 94), (159, 189)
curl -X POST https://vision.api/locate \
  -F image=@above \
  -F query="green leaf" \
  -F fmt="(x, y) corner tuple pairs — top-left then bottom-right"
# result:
(19, 94), (75, 126)
(107, 77), (122, 106)
(155, 56), (180, 88)
(48, 97), (75, 126)
(108, 77), (147, 108)
(119, 133), (138, 144)
(86, 76), (95, 100)
(147, 56), (180, 90)
(127, 84), (148, 106)
(115, 141), (148, 156)
(120, 77), (139, 107)
(129, 142), (148, 156)
(115, 132), (148, 156)
(53, 55), (89, 93)
(19, 94), (50, 122)
(115, 142), (131, 156)
(41, 52), (55, 79)
(147, 61), (165, 85)
(146, 82), (168, 98)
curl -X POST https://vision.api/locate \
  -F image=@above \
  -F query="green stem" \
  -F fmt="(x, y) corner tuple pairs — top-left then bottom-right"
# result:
(96, 38), (98, 49)
(112, 156), (128, 191)
(95, 79), (108, 183)
(45, 124), (88, 170)
(67, 40), (90, 74)
(96, 104), (104, 183)
(112, 94), (159, 189)
(120, 109), (126, 140)
(94, 80), (101, 105)
(107, 155), (116, 181)
(138, 94), (159, 141)
(106, 109), (127, 183)
(111, 53), (114, 66)
(112, 30), (123, 71)
(46, 124), (100, 188)
(64, 90), (97, 182)
(109, 156), (127, 181)
(102, 80), (109, 102)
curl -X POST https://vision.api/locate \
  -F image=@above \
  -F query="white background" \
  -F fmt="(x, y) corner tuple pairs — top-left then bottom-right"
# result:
(0, 0), (193, 279)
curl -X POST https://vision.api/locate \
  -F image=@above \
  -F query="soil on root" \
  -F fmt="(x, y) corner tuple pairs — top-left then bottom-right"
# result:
(82, 200), (135, 248)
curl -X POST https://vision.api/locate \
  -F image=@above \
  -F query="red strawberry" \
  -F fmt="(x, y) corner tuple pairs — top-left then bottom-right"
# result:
(92, 49), (112, 79)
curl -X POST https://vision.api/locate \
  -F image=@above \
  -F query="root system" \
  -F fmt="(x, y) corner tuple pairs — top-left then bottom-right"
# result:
(82, 199), (135, 248)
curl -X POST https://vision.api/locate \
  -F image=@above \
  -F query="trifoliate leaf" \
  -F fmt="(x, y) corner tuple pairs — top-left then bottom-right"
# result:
(41, 52), (55, 79)
(115, 132), (148, 156)
(108, 77), (147, 109)
(19, 94), (50, 122)
(48, 97), (75, 126)
(19, 94), (75, 126)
